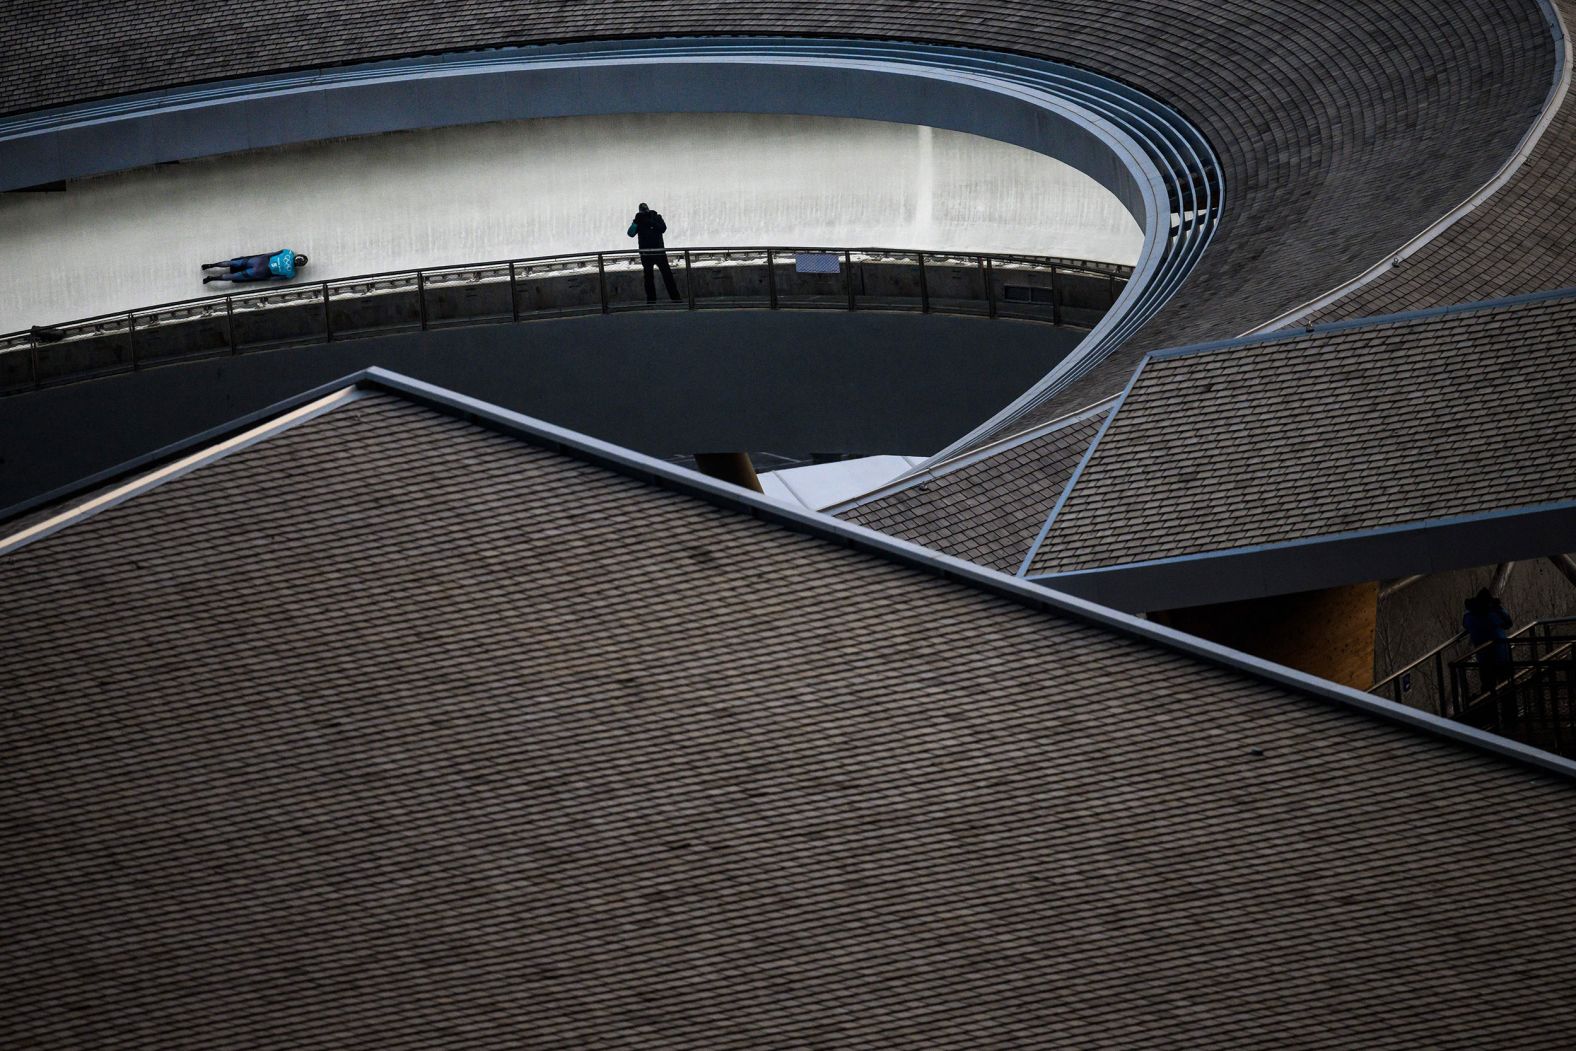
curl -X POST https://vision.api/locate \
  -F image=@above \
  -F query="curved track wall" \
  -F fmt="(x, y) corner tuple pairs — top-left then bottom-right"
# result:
(0, 1), (1552, 351)
(0, 2), (1568, 534)
(0, 36), (1222, 454)
(0, 112), (1143, 332)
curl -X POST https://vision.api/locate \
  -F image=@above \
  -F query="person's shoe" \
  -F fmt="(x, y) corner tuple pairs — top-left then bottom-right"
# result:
(203, 276), (220, 284)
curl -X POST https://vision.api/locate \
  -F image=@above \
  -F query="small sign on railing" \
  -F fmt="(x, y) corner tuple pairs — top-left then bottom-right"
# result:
(795, 253), (841, 274)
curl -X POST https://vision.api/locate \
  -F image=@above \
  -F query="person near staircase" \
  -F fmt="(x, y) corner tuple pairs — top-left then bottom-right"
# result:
(1462, 588), (1512, 692)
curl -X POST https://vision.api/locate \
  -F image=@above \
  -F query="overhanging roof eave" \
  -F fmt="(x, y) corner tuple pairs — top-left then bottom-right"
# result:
(7, 365), (1574, 782)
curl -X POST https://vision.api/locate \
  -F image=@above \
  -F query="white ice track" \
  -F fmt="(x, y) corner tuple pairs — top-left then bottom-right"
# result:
(0, 113), (1141, 333)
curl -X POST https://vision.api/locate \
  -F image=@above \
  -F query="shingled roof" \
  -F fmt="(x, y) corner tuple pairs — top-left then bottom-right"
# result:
(1307, 0), (1576, 325)
(1027, 290), (1576, 585)
(835, 403), (1110, 574)
(4, 369), (1575, 1047)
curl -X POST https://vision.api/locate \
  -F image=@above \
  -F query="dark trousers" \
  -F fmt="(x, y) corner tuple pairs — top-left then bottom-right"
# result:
(214, 256), (272, 282)
(641, 251), (681, 303)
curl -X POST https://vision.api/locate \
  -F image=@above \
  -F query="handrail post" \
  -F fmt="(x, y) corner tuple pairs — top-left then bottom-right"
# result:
(127, 312), (138, 369)
(1549, 682), (1563, 755)
(916, 251), (930, 313)
(29, 334), (41, 391)
(597, 253), (609, 314)
(321, 282), (333, 342)
(417, 271), (429, 330)
(1051, 265), (1063, 325)
(225, 295), (236, 355)
(983, 256), (998, 319)
(766, 250), (778, 310)
(509, 262), (520, 323)
(685, 250), (697, 310)
(844, 250), (856, 311)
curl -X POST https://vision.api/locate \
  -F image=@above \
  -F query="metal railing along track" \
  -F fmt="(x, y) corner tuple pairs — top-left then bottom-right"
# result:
(0, 246), (1132, 395)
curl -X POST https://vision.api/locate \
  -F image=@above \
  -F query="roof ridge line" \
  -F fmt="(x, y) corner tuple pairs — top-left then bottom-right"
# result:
(1016, 359), (1150, 577)
(9, 365), (1569, 782)
(1026, 496), (1576, 580)
(0, 386), (367, 556)
(1147, 284), (1576, 365)
(823, 397), (1116, 516)
(0, 370), (378, 530)
(1242, 0), (1572, 334)
(347, 367), (1576, 783)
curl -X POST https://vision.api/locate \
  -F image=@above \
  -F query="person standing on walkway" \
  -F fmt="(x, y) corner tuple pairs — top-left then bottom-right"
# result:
(202, 249), (309, 284)
(628, 204), (682, 304)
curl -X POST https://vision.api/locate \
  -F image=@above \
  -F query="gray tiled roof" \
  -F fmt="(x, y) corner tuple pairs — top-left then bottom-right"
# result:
(4, 376), (1576, 1046)
(1029, 291), (1576, 576)
(839, 406), (1109, 573)
(1310, 0), (1576, 325)
(0, 1), (1554, 371)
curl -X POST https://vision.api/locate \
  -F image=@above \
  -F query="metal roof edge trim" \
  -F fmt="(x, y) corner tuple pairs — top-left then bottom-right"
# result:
(0, 370), (381, 529)
(1026, 498), (1576, 601)
(1034, 495), (1576, 574)
(1142, 284), (1576, 366)
(356, 368), (1573, 782)
(822, 398), (1115, 517)
(1015, 358), (1150, 576)
(1244, 0), (1571, 335)
(0, 385), (368, 556)
(10, 364), (1572, 782)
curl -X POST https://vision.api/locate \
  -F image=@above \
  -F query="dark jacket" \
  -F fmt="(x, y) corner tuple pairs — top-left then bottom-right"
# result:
(628, 210), (668, 251)
(1463, 596), (1512, 663)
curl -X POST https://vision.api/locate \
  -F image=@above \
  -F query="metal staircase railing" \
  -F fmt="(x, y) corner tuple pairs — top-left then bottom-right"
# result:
(1370, 630), (1472, 711)
(1446, 618), (1576, 757)
(1372, 617), (1576, 758)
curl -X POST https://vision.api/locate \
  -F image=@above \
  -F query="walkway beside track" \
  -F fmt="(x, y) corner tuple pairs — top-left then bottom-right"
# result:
(1, 248), (1129, 395)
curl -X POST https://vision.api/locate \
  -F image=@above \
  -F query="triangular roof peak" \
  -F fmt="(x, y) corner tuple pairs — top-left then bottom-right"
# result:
(6, 366), (1572, 782)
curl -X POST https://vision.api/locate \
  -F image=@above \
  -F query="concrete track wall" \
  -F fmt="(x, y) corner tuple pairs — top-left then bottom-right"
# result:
(0, 113), (1139, 334)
